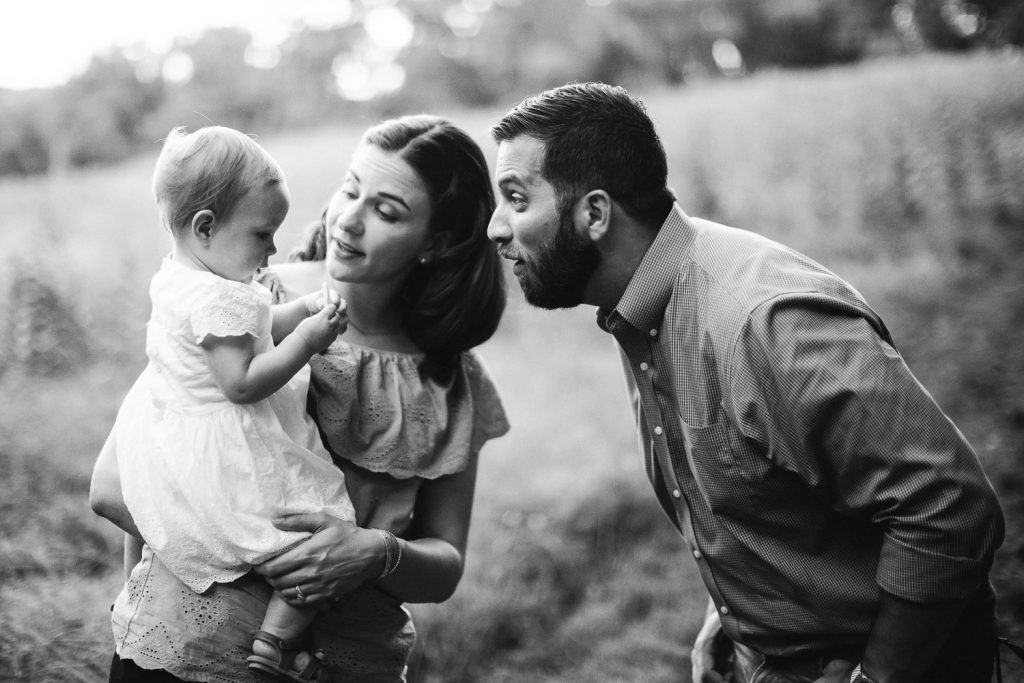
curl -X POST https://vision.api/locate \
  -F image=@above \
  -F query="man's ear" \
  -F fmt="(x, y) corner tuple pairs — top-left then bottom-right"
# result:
(191, 210), (216, 243)
(574, 190), (612, 243)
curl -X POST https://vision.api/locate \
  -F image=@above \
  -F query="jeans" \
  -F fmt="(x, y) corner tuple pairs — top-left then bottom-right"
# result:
(732, 584), (997, 683)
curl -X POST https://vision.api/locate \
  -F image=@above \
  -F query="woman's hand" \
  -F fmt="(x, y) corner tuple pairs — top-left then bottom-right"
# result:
(254, 513), (383, 607)
(298, 283), (344, 317)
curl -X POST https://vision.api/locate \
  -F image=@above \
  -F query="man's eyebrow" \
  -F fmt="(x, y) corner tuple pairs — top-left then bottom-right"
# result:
(496, 172), (525, 188)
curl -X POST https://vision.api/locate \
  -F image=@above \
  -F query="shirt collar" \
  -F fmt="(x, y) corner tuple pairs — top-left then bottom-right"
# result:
(597, 203), (697, 333)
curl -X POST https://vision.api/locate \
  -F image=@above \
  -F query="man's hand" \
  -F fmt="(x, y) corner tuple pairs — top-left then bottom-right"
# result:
(692, 598), (734, 682)
(254, 513), (382, 606)
(814, 659), (856, 683)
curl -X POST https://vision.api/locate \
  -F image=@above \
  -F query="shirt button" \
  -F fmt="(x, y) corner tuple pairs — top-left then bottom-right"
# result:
(672, 489), (681, 499)
(649, 328), (658, 337)
(639, 362), (649, 371)
(654, 426), (663, 435)
(720, 605), (730, 615)
(692, 549), (702, 559)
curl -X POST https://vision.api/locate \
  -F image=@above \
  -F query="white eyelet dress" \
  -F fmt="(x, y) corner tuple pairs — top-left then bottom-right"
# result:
(110, 266), (510, 682)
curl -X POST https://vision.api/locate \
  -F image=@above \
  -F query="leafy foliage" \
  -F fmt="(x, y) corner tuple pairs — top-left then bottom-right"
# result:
(3, 0), (1024, 178)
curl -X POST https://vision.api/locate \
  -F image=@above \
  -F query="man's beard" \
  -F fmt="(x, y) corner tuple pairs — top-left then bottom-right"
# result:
(519, 210), (601, 309)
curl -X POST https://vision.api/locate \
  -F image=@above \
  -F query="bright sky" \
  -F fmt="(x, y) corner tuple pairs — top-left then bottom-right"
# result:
(0, 0), (358, 90)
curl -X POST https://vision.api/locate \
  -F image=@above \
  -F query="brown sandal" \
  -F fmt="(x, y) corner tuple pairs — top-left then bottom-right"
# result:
(246, 630), (323, 682)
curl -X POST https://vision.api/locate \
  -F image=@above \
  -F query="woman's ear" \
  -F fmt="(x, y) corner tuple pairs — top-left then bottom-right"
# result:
(420, 231), (451, 263)
(191, 210), (216, 243)
(574, 190), (612, 243)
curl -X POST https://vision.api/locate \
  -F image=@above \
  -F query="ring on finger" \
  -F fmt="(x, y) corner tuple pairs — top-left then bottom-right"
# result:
(294, 586), (306, 602)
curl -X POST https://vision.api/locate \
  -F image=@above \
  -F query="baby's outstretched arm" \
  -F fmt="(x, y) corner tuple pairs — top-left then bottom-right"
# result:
(270, 284), (345, 344)
(204, 300), (345, 404)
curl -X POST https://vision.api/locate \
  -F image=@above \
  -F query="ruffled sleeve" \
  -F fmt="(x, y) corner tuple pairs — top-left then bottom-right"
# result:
(188, 279), (268, 344)
(308, 342), (509, 480)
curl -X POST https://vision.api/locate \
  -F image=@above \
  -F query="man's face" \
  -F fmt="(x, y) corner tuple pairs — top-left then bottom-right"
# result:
(488, 136), (600, 309)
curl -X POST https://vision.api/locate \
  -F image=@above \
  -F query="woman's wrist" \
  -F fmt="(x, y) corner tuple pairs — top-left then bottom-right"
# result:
(374, 529), (403, 579)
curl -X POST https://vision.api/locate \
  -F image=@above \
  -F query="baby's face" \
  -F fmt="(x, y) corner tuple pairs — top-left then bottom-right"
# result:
(206, 181), (290, 283)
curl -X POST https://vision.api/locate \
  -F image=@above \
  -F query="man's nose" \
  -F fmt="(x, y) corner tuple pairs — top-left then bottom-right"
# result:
(486, 209), (509, 244)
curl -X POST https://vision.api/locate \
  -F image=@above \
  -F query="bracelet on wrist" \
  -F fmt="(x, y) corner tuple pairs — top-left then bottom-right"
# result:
(375, 529), (402, 579)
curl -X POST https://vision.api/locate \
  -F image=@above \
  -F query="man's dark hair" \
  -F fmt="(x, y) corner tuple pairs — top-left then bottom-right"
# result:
(491, 82), (675, 227)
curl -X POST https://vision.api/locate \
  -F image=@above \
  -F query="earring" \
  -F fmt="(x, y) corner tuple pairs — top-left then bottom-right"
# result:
(418, 254), (429, 264)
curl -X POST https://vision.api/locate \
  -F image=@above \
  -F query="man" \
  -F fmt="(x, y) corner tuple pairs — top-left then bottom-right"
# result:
(487, 82), (1004, 683)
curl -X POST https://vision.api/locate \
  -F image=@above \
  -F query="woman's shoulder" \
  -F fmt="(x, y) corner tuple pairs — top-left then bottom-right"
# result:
(267, 261), (324, 301)
(309, 344), (509, 479)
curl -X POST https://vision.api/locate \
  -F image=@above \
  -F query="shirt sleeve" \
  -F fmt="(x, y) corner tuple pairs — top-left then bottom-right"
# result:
(732, 293), (1004, 603)
(189, 280), (263, 344)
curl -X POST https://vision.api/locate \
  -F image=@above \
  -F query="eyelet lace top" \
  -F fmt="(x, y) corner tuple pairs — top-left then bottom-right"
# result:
(308, 339), (510, 480)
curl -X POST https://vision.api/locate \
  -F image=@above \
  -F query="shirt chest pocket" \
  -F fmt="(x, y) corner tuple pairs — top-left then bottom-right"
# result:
(679, 408), (775, 502)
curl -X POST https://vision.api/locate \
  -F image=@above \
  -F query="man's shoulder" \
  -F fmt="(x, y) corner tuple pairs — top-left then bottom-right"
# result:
(685, 217), (851, 309)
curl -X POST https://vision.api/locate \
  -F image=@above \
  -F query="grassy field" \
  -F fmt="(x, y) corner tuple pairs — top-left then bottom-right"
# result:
(2, 51), (1023, 681)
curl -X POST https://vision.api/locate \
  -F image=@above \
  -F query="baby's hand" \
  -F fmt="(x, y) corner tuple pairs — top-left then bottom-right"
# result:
(296, 296), (348, 353)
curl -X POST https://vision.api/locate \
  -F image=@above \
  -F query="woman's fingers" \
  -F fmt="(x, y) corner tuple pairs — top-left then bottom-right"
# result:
(273, 512), (331, 533)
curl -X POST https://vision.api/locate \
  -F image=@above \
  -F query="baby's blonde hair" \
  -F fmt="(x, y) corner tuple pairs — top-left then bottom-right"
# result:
(152, 126), (284, 234)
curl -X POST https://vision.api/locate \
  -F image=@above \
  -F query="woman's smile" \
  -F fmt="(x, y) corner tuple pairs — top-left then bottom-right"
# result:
(331, 238), (365, 259)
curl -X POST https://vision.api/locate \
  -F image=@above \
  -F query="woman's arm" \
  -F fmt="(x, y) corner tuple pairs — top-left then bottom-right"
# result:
(124, 533), (143, 582)
(204, 301), (344, 404)
(377, 456), (478, 602)
(256, 456), (479, 606)
(89, 429), (142, 539)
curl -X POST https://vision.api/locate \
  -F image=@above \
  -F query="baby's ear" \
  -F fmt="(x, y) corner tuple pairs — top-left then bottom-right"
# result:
(191, 210), (216, 241)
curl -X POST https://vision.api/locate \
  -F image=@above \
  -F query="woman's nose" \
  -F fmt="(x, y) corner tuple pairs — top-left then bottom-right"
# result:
(336, 203), (364, 235)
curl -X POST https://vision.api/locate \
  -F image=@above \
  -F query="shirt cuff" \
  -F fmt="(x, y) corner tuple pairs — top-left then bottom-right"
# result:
(876, 534), (989, 602)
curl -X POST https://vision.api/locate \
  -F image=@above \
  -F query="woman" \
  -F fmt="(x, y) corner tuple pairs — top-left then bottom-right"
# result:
(90, 115), (509, 682)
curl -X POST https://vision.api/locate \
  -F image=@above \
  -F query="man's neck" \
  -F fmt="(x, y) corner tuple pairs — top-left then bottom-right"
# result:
(583, 215), (659, 310)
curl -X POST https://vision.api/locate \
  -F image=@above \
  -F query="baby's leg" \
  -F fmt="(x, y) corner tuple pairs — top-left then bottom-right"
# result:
(262, 592), (317, 640)
(248, 593), (321, 680)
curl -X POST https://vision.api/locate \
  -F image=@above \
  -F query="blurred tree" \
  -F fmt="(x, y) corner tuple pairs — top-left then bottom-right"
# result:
(725, 0), (875, 68)
(0, 92), (50, 175)
(48, 52), (164, 171)
(6, 0), (1018, 180)
(897, 0), (1024, 48)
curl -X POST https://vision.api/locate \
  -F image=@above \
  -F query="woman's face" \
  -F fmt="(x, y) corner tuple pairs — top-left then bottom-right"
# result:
(324, 144), (433, 288)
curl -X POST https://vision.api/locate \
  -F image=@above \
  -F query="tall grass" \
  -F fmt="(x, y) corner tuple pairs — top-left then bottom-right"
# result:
(1, 51), (1023, 681)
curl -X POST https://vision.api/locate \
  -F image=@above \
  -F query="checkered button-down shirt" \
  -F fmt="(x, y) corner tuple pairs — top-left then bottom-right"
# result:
(597, 204), (1004, 656)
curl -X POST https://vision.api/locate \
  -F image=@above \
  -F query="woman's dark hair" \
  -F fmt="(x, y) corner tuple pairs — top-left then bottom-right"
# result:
(491, 82), (675, 227)
(290, 115), (506, 380)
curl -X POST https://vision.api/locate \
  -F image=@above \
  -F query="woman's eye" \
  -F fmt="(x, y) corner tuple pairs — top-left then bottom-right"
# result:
(510, 192), (526, 208)
(376, 204), (398, 222)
